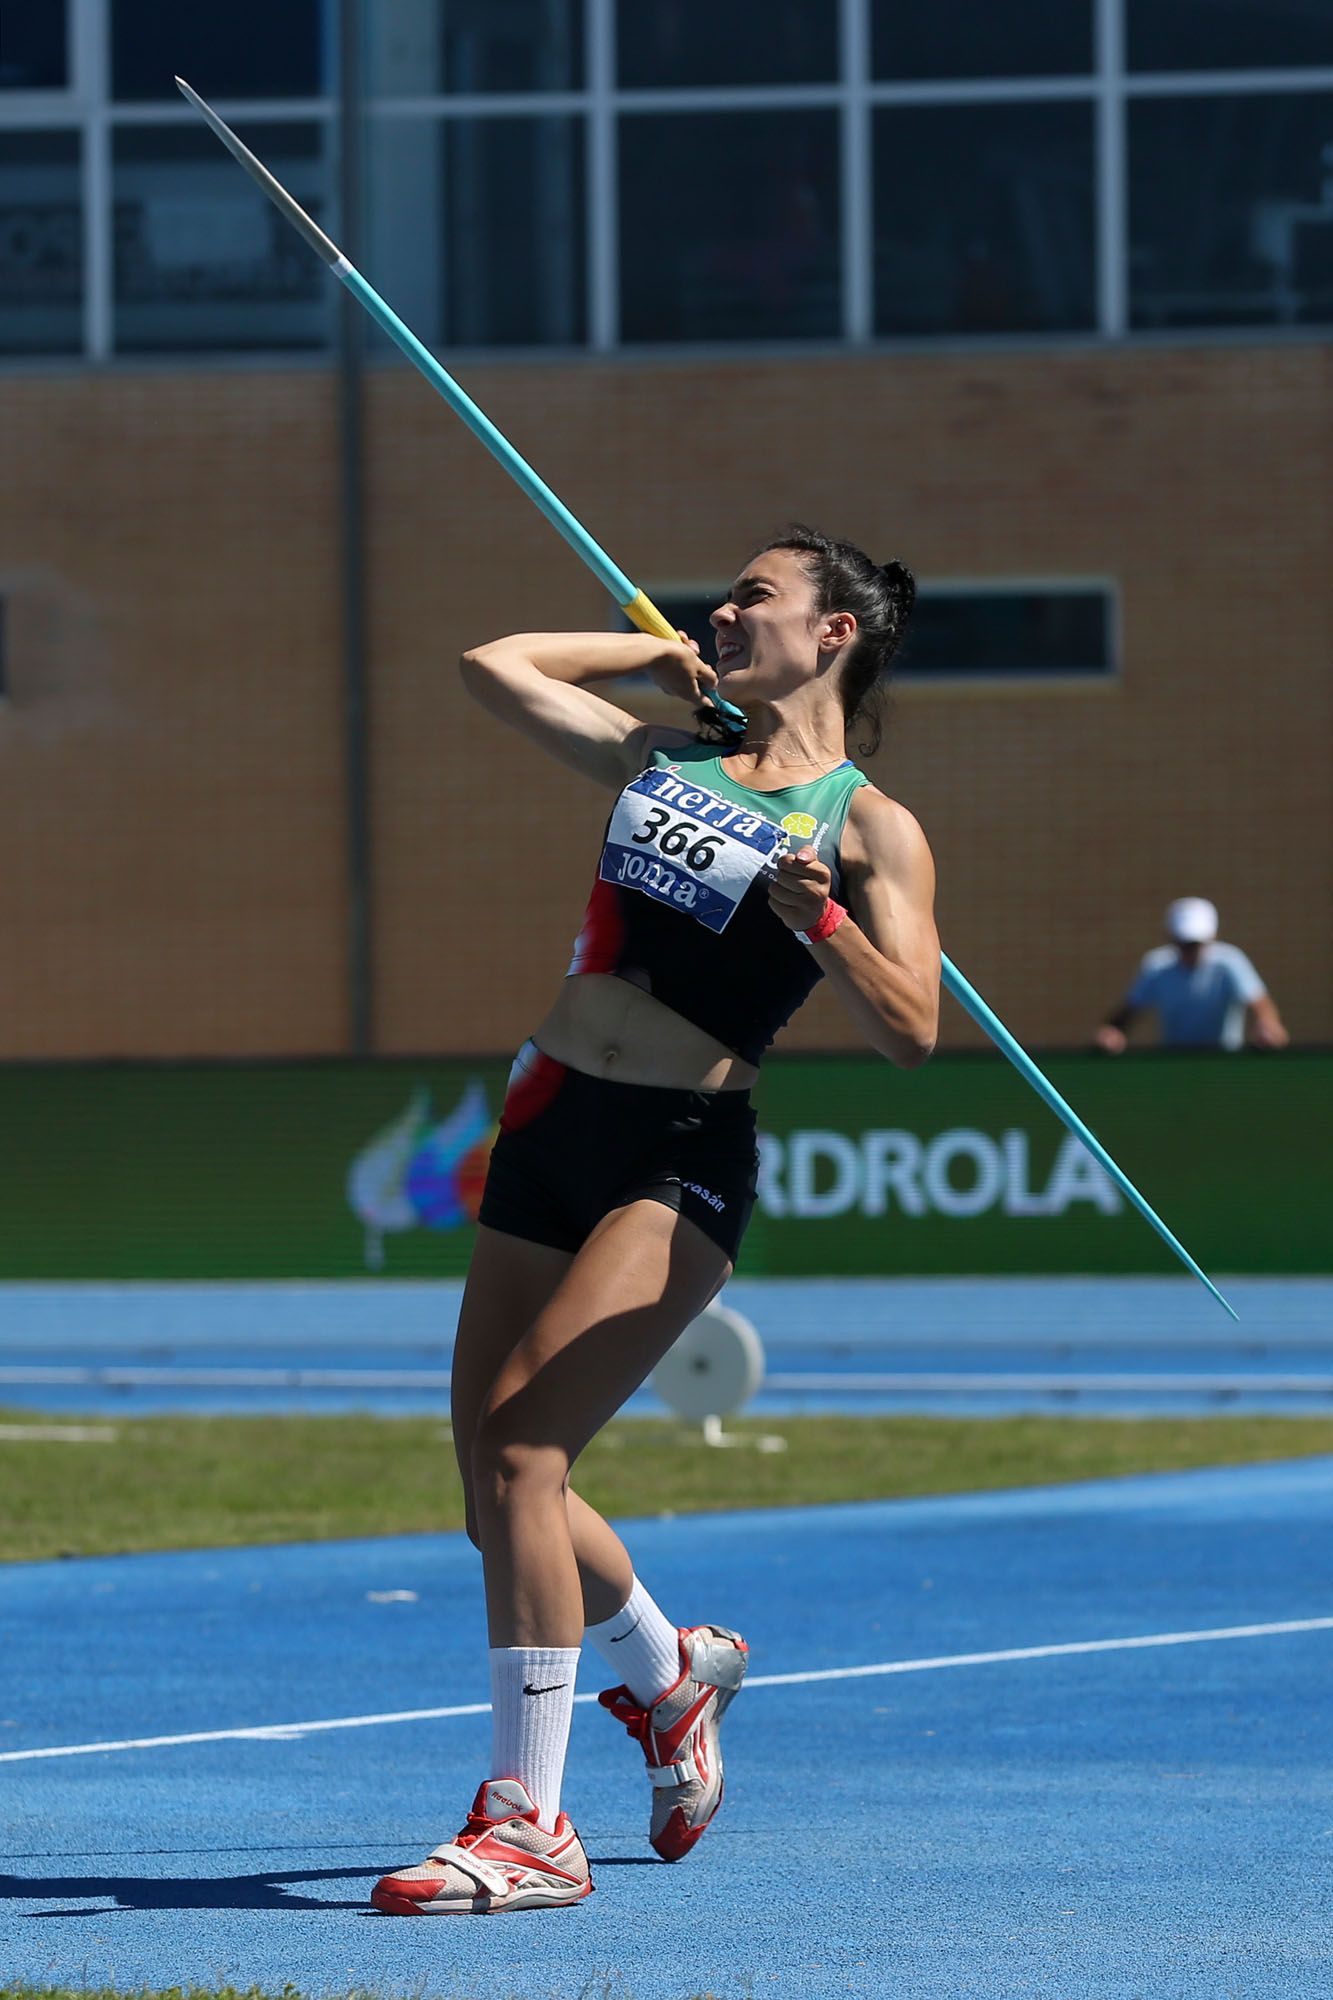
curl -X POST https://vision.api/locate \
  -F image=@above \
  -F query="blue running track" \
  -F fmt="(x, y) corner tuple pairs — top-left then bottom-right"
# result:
(4, 1456), (1333, 1998)
(1, 1277), (1330, 1415)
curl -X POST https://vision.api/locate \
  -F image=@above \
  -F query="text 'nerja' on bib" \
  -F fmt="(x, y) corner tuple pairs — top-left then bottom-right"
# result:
(598, 767), (787, 934)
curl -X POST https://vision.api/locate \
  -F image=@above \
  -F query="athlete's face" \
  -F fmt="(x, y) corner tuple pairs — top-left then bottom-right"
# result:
(710, 548), (851, 696)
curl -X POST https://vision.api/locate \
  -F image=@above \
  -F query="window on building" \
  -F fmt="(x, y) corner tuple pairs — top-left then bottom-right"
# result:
(872, 0), (1093, 82)
(112, 123), (334, 353)
(0, 6), (69, 90)
(874, 101), (1095, 336)
(621, 584), (1116, 685)
(619, 109), (840, 343)
(112, 0), (324, 101)
(1130, 92), (1333, 330)
(365, 115), (585, 348)
(443, 118), (586, 345)
(0, 131), (82, 355)
(617, 0), (837, 89)
(366, 0), (584, 96)
(897, 586), (1115, 681)
(8, 2), (1333, 364)
(1128, 1), (1333, 74)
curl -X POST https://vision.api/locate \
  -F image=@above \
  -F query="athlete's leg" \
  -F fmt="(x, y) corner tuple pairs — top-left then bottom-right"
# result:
(374, 1203), (737, 1900)
(449, 1225), (570, 1546)
(469, 1199), (731, 1647)
(450, 1224), (641, 1621)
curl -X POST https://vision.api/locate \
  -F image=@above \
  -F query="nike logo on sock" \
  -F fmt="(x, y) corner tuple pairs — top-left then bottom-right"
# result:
(523, 1681), (569, 1696)
(610, 1612), (643, 1642)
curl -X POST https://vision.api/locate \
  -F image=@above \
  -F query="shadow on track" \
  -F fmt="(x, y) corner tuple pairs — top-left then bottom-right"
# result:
(4, 1851), (664, 1915)
(2, 1866), (376, 1913)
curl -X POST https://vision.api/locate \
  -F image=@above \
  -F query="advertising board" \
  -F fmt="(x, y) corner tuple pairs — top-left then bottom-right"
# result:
(0, 1051), (1323, 1278)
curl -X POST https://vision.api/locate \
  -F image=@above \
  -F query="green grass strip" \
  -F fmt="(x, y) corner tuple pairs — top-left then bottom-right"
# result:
(3, 1409), (1333, 1563)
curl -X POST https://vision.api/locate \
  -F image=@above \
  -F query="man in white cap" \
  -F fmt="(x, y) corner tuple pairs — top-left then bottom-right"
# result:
(1096, 899), (1288, 1053)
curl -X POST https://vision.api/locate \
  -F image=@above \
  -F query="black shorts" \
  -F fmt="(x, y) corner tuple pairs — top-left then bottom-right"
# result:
(477, 1040), (759, 1263)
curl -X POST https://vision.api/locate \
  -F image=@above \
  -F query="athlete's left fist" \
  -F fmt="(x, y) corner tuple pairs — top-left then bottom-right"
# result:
(768, 846), (832, 932)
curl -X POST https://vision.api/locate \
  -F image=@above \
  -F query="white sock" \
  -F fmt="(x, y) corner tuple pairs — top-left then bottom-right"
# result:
(488, 1646), (580, 1833)
(584, 1576), (683, 1707)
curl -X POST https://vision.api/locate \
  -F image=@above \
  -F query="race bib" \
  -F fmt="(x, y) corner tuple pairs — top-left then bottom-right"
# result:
(599, 768), (787, 934)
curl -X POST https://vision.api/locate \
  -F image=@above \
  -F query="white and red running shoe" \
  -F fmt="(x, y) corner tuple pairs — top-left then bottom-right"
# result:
(598, 1623), (748, 1862)
(370, 1778), (593, 1915)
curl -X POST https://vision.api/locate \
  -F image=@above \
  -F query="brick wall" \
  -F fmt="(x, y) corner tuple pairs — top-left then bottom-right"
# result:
(1, 341), (1328, 1057)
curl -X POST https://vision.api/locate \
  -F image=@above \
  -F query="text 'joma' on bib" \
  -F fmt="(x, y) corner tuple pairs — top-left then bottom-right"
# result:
(598, 768), (787, 934)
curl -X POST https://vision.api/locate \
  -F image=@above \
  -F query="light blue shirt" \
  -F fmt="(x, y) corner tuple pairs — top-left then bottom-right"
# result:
(1127, 942), (1266, 1049)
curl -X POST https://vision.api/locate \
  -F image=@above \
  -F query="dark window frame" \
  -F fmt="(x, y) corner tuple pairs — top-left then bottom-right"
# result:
(0, 126), (84, 358)
(617, 0), (839, 90)
(871, 0), (1095, 84)
(617, 104), (843, 346)
(896, 580), (1120, 683)
(0, 1), (71, 94)
(872, 96), (1099, 340)
(109, 118), (335, 357)
(619, 580), (1120, 690)
(1127, 89), (1333, 334)
(110, 0), (325, 103)
(7, 7), (1333, 365)
(1127, 0), (1333, 76)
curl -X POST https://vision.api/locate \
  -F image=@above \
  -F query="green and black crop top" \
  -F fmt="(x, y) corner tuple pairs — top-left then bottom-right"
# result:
(566, 740), (871, 1065)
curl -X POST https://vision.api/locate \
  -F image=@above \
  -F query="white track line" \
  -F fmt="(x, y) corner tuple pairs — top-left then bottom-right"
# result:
(0, 1366), (457, 1390)
(0, 1424), (117, 1443)
(764, 1372), (1333, 1394)
(4, 1615), (1330, 1765)
(5, 1365), (1333, 1394)
(744, 1616), (1333, 1685)
(0, 1701), (494, 1763)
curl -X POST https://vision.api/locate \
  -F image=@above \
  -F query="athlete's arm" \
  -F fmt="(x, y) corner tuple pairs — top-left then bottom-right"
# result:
(460, 631), (713, 789)
(1095, 1003), (1137, 1054)
(768, 788), (939, 1069)
(1245, 991), (1289, 1049)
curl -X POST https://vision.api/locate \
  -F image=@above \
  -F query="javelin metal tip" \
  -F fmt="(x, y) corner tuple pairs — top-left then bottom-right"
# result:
(175, 74), (345, 267)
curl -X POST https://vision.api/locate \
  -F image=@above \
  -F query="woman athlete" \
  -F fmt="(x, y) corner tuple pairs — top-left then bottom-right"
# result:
(372, 525), (940, 1916)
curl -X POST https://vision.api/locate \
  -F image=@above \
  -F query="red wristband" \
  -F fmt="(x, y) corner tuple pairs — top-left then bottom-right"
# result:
(804, 898), (847, 944)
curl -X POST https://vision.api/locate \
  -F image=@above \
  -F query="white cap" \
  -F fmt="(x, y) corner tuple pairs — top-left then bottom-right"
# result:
(1165, 897), (1218, 944)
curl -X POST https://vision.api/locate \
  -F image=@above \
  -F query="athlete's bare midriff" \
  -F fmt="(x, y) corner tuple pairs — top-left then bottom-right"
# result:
(532, 974), (758, 1092)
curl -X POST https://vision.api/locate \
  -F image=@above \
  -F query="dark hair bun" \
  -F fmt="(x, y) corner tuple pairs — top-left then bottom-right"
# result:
(879, 559), (917, 625)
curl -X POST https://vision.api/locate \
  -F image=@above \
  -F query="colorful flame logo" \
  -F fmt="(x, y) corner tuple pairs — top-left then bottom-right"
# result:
(346, 1081), (498, 1268)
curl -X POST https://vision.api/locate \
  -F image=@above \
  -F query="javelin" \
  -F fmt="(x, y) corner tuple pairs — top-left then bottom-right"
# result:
(174, 79), (745, 737)
(176, 79), (1235, 1320)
